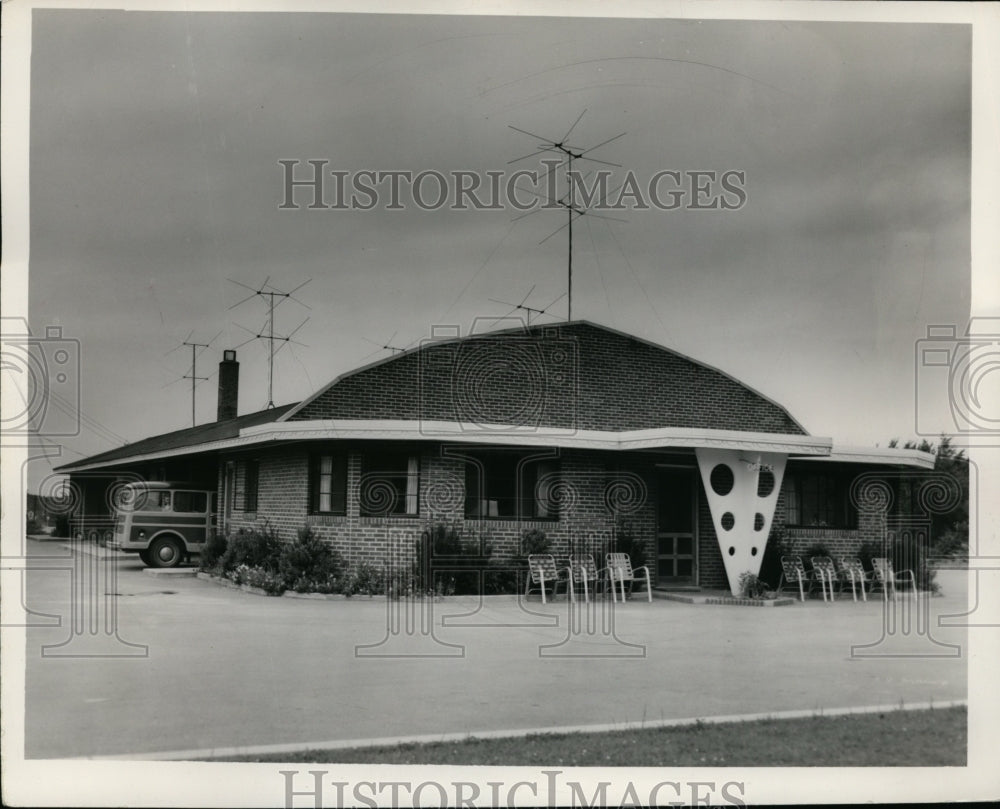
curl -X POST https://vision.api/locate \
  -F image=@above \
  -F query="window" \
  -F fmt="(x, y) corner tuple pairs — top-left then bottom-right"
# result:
(243, 460), (259, 512)
(135, 490), (171, 511)
(359, 452), (419, 517)
(173, 491), (208, 513)
(310, 453), (347, 515)
(464, 451), (559, 520)
(784, 471), (857, 528)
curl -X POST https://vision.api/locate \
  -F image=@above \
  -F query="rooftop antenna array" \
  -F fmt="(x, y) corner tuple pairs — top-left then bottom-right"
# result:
(228, 277), (311, 409)
(361, 331), (407, 356)
(164, 329), (222, 427)
(488, 285), (567, 327)
(507, 110), (627, 321)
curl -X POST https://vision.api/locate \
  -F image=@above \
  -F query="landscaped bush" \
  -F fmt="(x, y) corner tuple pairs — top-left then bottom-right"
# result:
(614, 529), (648, 570)
(802, 542), (833, 565)
(933, 520), (968, 559)
(341, 561), (383, 597)
(199, 531), (228, 571)
(232, 564), (287, 596)
(738, 571), (769, 599)
(520, 528), (550, 556)
(407, 523), (497, 596)
(218, 524), (283, 573)
(277, 526), (343, 591)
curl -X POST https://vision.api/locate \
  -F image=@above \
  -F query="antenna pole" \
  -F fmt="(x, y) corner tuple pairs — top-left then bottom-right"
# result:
(267, 292), (276, 408)
(182, 341), (210, 427)
(567, 152), (573, 321)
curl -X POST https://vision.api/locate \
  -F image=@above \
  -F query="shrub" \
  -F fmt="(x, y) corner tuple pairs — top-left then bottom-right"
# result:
(218, 524), (283, 573)
(614, 530), (648, 571)
(803, 542), (833, 564)
(933, 520), (968, 559)
(520, 528), (550, 556)
(411, 523), (495, 596)
(277, 526), (343, 590)
(199, 531), (228, 571)
(738, 571), (770, 599)
(240, 565), (287, 596)
(342, 561), (383, 597)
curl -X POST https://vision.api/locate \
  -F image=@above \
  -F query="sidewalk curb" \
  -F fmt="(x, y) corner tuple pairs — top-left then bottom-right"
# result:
(73, 699), (969, 761)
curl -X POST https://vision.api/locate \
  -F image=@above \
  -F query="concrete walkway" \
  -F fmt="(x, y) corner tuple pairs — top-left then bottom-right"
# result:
(22, 540), (969, 759)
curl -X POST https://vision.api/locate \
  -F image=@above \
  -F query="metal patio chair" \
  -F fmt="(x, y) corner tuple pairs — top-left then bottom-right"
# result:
(525, 554), (571, 604)
(776, 556), (817, 602)
(871, 557), (918, 601)
(810, 556), (840, 603)
(568, 553), (605, 601)
(835, 557), (871, 602)
(605, 552), (652, 603)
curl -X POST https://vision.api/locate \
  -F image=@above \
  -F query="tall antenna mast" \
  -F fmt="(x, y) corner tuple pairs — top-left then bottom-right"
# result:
(508, 110), (626, 321)
(229, 278), (311, 409)
(182, 339), (210, 427)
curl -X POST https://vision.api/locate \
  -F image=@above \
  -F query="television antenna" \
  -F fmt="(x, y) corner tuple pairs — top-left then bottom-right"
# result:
(228, 277), (311, 409)
(488, 285), (567, 327)
(163, 330), (222, 426)
(508, 110), (627, 321)
(361, 331), (407, 356)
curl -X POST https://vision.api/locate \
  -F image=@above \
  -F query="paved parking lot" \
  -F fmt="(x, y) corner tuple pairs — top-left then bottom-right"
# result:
(20, 539), (968, 759)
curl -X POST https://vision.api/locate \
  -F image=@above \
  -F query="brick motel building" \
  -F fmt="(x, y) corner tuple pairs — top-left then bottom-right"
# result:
(55, 321), (934, 595)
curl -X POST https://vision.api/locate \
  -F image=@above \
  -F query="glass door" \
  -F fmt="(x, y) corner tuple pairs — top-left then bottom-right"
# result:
(656, 468), (697, 585)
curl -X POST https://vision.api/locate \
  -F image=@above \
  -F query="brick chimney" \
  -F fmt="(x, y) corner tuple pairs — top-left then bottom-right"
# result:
(217, 350), (239, 421)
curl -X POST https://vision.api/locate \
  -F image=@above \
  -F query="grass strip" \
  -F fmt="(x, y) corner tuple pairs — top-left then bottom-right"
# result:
(210, 705), (965, 766)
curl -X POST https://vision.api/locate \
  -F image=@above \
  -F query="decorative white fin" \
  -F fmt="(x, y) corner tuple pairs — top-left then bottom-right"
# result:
(695, 448), (787, 596)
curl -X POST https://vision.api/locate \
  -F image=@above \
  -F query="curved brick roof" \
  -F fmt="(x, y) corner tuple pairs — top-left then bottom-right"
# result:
(284, 321), (807, 435)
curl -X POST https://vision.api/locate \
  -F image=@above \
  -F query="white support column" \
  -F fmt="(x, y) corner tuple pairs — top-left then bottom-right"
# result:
(695, 448), (788, 597)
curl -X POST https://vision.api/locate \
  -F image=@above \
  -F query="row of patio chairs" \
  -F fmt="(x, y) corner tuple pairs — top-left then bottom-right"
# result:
(524, 553), (652, 604)
(777, 555), (917, 603)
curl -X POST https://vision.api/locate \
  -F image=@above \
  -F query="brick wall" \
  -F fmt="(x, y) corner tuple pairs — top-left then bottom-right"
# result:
(290, 322), (804, 435)
(219, 443), (736, 580)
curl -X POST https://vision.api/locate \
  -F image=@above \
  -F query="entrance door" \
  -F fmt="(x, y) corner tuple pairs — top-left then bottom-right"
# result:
(657, 468), (697, 585)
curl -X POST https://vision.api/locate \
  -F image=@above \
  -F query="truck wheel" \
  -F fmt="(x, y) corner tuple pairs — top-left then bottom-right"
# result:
(139, 550), (154, 566)
(148, 537), (184, 568)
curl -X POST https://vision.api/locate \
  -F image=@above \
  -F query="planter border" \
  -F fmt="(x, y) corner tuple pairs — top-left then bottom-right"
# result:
(195, 572), (383, 600)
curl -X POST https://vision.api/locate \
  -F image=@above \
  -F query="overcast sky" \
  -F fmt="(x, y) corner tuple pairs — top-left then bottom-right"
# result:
(24, 10), (971, 487)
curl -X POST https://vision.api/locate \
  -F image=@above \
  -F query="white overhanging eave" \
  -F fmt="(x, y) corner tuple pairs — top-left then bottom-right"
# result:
(239, 419), (834, 455)
(794, 445), (936, 469)
(56, 421), (935, 473)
